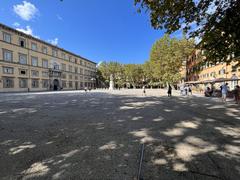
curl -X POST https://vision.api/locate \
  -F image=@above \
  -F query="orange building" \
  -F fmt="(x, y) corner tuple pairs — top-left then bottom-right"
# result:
(186, 50), (240, 90)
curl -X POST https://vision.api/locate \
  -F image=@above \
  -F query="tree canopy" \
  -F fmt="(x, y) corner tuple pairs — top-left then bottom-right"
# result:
(98, 36), (194, 87)
(148, 34), (194, 84)
(134, 0), (240, 63)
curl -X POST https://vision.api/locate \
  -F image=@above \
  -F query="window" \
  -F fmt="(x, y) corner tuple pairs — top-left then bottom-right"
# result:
(62, 73), (66, 79)
(75, 58), (78, 64)
(69, 81), (73, 88)
(62, 53), (66, 59)
(75, 67), (78, 73)
(62, 64), (66, 71)
(62, 81), (67, 88)
(53, 62), (60, 70)
(31, 57), (38, 66)
(19, 38), (26, 47)
(32, 79), (39, 88)
(3, 77), (14, 88)
(80, 68), (83, 74)
(42, 59), (48, 68)
(69, 65), (72, 72)
(3, 49), (13, 62)
(19, 53), (27, 64)
(31, 42), (37, 51)
(3, 67), (14, 74)
(31, 70), (39, 77)
(232, 66), (237, 72)
(3, 32), (11, 43)
(75, 76), (78, 80)
(42, 71), (49, 77)
(42, 46), (48, 54)
(19, 69), (27, 75)
(219, 69), (225, 75)
(19, 78), (28, 88)
(69, 56), (72, 61)
(69, 74), (72, 79)
(42, 80), (49, 88)
(52, 49), (58, 57)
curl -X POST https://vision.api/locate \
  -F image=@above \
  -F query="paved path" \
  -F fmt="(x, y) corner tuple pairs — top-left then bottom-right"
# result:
(0, 89), (239, 180)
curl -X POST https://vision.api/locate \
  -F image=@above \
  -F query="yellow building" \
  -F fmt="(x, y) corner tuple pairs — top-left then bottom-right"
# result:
(0, 23), (96, 92)
(186, 50), (240, 90)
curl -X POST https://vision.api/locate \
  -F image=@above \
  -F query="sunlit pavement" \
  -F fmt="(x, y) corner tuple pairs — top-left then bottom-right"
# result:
(0, 89), (239, 180)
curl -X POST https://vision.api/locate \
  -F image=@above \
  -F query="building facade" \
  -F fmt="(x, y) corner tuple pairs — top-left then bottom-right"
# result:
(186, 50), (240, 90)
(0, 23), (96, 92)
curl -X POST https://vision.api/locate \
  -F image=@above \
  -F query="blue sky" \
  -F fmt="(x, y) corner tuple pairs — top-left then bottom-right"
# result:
(0, 0), (182, 64)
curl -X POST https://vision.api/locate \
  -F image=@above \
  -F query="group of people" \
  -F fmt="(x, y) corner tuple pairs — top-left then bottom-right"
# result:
(221, 83), (240, 104)
(142, 85), (192, 97)
(141, 83), (240, 104)
(205, 82), (240, 104)
(179, 85), (192, 96)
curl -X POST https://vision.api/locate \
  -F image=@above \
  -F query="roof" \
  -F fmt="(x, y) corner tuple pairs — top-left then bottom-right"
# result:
(0, 23), (96, 65)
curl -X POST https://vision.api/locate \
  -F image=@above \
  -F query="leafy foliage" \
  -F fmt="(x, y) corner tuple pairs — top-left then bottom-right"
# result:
(135, 0), (240, 62)
(124, 64), (144, 88)
(98, 61), (123, 85)
(148, 34), (194, 84)
(98, 36), (194, 87)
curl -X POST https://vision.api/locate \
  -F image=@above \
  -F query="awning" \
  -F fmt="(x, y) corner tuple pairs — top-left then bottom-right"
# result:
(186, 78), (240, 84)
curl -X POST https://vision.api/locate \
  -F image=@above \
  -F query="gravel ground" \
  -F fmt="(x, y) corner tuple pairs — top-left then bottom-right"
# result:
(0, 89), (239, 180)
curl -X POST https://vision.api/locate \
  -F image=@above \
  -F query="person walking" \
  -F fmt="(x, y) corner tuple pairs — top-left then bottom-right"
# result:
(180, 85), (184, 96)
(167, 85), (172, 97)
(142, 86), (146, 96)
(188, 85), (192, 95)
(233, 85), (240, 104)
(221, 83), (228, 102)
(184, 85), (189, 96)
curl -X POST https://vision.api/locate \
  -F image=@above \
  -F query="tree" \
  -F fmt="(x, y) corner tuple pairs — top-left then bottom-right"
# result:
(98, 61), (123, 88)
(135, 0), (240, 63)
(124, 64), (144, 88)
(149, 34), (194, 84)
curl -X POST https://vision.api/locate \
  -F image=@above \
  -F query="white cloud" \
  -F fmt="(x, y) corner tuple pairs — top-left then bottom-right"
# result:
(57, 14), (63, 21)
(48, 38), (59, 46)
(16, 25), (40, 39)
(13, 22), (20, 27)
(13, 1), (38, 21)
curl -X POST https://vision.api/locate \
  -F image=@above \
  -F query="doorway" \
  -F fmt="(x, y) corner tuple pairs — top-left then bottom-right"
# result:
(53, 79), (59, 91)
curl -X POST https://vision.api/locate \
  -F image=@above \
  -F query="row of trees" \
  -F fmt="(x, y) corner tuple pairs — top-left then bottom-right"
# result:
(97, 35), (194, 88)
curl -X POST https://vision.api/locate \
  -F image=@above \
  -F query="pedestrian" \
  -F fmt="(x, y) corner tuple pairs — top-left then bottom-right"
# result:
(188, 85), (192, 95)
(142, 86), (146, 96)
(233, 85), (240, 104)
(221, 83), (228, 102)
(84, 87), (87, 92)
(167, 85), (172, 97)
(180, 85), (184, 95)
(184, 86), (189, 96)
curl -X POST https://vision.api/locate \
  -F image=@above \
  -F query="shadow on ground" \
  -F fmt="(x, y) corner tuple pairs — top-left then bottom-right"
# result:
(0, 92), (239, 180)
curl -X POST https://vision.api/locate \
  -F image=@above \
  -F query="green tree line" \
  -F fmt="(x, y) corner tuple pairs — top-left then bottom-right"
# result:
(97, 35), (194, 88)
